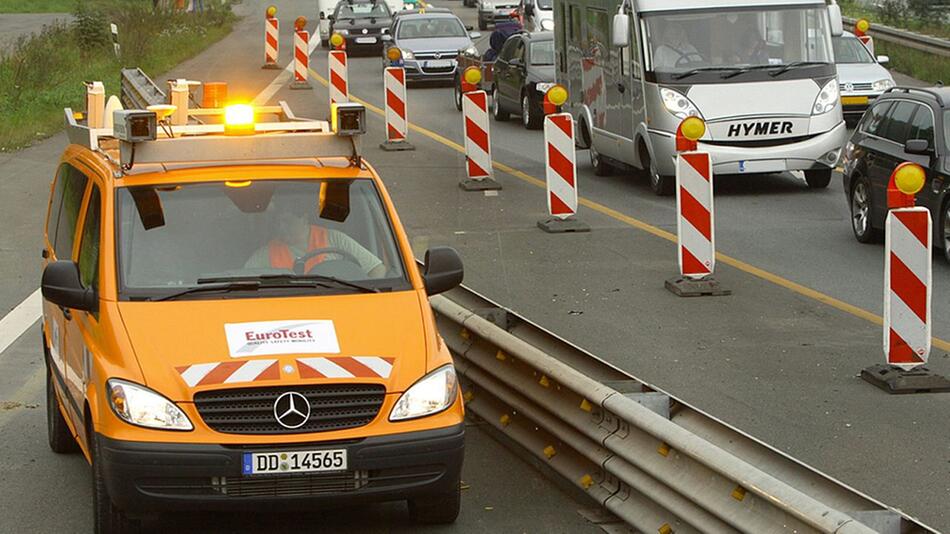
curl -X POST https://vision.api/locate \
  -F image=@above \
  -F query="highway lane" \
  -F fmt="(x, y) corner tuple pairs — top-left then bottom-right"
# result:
(296, 3), (950, 529)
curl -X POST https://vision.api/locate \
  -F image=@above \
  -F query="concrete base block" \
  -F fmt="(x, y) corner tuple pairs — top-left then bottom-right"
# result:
(664, 275), (731, 297)
(379, 140), (415, 151)
(289, 81), (312, 90)
(261, 63), (282, 70)
(459, 177), (502, 191)
(537, 217), (590, 233)
(861, 364), (950, 394)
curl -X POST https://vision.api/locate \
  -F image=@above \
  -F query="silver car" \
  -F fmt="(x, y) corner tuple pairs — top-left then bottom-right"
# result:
(384, 11), (480, 83)
(833, 30), (895, 125)
(477, 0), (520, 31)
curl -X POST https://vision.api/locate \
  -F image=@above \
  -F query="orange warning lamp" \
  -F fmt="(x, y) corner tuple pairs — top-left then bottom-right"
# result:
(330, 33), (345, 49)
(855, 18), (870, 37)
(676, 116), (705, 152)
(461, 66), (481, 92)
(294, 16), (307, 31)
(224, 103), (256, 135)
(543, 84), (568, 114)
(887, 162), (925, 209)
(265, 5), (277, 18)
(386, 47), (402, 62)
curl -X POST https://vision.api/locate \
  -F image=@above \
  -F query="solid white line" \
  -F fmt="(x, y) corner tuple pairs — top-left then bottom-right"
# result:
(0, 289), (41, 357)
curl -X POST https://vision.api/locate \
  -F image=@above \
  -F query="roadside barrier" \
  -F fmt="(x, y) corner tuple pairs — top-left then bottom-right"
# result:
(537, 86), (587, 233)
(380, 67), (414, 151)
(262, 6), (280, 69)
(328, 49), (349, 108)
(431, 282), (935, 533)
(665, 117), (729, 297)
(854, 18), (875, 55)
(460, 90), (501, 191)
(291, 22), (312, 90)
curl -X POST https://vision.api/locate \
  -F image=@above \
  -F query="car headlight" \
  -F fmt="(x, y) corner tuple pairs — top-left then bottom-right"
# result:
(536, 82), (557, 93)
(337, 29), (350, 36)
(390, 365), (458, 421)
(660, 87), (702, 120)
(107, 379), (193, 431)
(812, 79), (839, 115)
(540, 19), (554, 31)
(872, 78), (895, 92)
(464, 45), (478, 56)
(402, 49), (414, 60)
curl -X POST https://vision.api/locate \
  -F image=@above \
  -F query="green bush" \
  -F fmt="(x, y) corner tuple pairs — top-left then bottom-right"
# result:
(875, 39), (950, 85)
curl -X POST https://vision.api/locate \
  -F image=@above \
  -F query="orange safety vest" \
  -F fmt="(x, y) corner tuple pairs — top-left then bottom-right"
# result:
(268, 225), (329, 272)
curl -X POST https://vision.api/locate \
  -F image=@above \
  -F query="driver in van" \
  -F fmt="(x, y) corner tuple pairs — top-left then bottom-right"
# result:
(731, 29), (769, 64)
(244, 195), (386, 277)
(653, 23), (701, 70)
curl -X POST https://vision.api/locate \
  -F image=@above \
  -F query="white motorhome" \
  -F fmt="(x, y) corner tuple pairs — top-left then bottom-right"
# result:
(554, 0), (848, 194)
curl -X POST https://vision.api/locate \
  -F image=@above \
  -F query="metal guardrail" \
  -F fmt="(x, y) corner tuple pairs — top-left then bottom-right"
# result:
(120, 67), (166, 110)
(842, 16), (950, 57)
(431, 285), (939, 533)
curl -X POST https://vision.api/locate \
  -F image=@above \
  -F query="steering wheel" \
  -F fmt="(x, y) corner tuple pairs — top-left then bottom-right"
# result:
(674, 52), (706, 67)
(293, 247), (362, 274)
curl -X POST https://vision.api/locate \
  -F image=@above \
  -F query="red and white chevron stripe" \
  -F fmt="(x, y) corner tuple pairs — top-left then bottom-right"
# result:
(676, 152), (715, 278)
(176, 359), (279, 388)
(384, 67), (408, 141)
(293, 30), (310, 83)
(297, 357), (394, 379)
(263, 17), (279, 67)
(544, 113), (577, 217)
(884, 207), (932, 368)
(329, 50), (348, 107)
(462, 90), (492, 179)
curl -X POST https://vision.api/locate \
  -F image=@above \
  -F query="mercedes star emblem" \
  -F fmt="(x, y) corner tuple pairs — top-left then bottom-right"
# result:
(273, 391), (310, 429)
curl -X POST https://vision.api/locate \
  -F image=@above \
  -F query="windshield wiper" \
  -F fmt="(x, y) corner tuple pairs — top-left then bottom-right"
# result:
(198, 274), (380, 294)
(720, 64), (777, 79)
(768, 61), (829, 77)
(672, 67), (742, 80)
(150, 280), (263, 302)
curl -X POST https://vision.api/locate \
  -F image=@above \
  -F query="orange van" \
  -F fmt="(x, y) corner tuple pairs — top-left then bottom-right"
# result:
(41, 98), (465, 533)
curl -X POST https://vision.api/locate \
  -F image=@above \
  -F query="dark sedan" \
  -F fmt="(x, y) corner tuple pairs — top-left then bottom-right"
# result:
(329, 0), (393, 53)
(490, 31), (555, 130)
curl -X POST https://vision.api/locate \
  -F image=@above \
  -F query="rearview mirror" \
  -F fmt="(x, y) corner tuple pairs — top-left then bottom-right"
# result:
(828, 4), (843, 36)
(612, 14), (629, 48)
(877, 55), (889, 64)
(42, 261), (97, 313)
(904, 139), (930, 155)
(422, 247), (463, 296)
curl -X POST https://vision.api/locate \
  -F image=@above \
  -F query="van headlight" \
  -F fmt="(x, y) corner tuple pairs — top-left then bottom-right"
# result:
(536, 82), (557, 93)
(107, 379), (193, 431)
(540, 19), (555, 31)
(812, 79), (839, 115)
(660, 87), (702, 120)
(390, 365), (459, 421)
(872, 78), (895, 92)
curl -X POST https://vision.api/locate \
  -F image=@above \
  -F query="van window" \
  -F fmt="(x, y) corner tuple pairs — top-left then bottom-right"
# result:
(585, 8), (608, 53)
(499, 36), (520, 61)
(880, 101), (916, 143)
(569, 5), (581, 43)
(860, 101), (891, 135)
(51, 165), (89, 260)
(907, 105), (935, 149)
(78, 185), (101, 291)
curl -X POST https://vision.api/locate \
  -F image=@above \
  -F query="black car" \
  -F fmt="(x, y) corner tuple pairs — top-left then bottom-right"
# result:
(490, 31), (555, 130)
(328, 0), (393, 53)
(841, 86), (950, 262)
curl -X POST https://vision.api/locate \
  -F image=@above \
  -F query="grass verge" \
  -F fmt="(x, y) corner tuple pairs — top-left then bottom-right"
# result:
(0, 0), (76, 13)
(874, 40), (950, 85)
(839, 1), (950, 40)
(0, 1), (235, 151)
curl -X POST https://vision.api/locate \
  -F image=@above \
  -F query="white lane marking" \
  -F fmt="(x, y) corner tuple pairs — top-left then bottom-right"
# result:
(0, 289), (41, 358)
(353, 356), (393, 378)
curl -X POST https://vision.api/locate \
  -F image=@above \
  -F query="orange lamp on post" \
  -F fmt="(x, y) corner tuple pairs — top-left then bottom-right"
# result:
(461, 66), (481, 93)
(854, 18), (870, 37)
(543, 84), (568, 115)
(675, 116), (705, 152)
(294, 16), (307, 32)
(265, 5), (277, 18)
(386, 46), (403, 63)
(330, 32), (345, 51)
(887, 162), (925, 209)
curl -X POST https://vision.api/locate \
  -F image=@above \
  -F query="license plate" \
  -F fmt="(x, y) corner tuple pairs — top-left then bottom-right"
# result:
(355, 37), (377, 44)
(242, 449), (347, 475)
(425, 60), (452, 68)
(841, 95), (869, 105)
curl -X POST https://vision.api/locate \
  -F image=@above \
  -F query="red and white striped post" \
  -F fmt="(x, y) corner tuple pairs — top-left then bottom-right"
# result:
(380, 66), (414, 151)
(538, 85), (588, 232)
(291, 17), (312, 90)
(262, 6), (280, 69)
(460, 90), (501, 191)
(665, 117), (730, 297)
(862, 162), (949, 393)
(328, 49), (349, 110)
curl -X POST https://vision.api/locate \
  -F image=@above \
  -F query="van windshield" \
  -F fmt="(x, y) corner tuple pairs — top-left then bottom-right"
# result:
(643, 6), (833, 78)
(115, 179), (411, 300)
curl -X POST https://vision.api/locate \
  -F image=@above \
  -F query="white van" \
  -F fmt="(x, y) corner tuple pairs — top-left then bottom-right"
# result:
(318, 0), (339, 46)
(554, 0), (848, 194)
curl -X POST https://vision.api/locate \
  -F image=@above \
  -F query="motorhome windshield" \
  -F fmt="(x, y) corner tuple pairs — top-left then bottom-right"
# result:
(643, 6), (833, 81)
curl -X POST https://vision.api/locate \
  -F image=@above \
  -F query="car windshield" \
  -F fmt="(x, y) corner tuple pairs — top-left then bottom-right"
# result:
(530, 40), (554, 65)
(115, 179), (410, 299)
(643, 6), (832, 74)
(833, 35), (874, 64)
(337, 2), (390, 19)
(537, 0), (552, 9)
(397, 17), (466, 39)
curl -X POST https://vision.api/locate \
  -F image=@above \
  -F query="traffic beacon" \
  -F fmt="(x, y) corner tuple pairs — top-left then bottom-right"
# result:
(262, 5), (280, 69)
(459, 70), (500, 191)
(665, 116), (730, 297)
(460, 66), (481, 94)
(380, 50), (415, 152)
(538, 85), (589, 233)
(290, 16), (312, 90)
(854, 18), (874, 55)
(862, 162), (950, 393)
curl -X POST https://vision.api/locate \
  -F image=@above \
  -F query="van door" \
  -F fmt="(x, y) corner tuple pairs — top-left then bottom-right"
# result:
(584, 7), (611, 153)
(620, 6), (645, 166)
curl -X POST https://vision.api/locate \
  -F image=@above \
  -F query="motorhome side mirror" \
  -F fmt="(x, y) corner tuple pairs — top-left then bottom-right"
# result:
(612, 14), (630, 48)
(877, 55), (889, 64)
(41, 261), (97, 313)
(422, 247), (463, 296)
(328, 14), (335, 21)
(320, 11), (326, 20)
(904, 139), (930, 155)
(828, 4), (843, 36)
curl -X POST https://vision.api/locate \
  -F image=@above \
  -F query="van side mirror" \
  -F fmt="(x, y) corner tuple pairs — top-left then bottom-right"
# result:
(42, 261), (97, 313)
(904, 139), (930, 155)
(877, 55), (889, 64)
(828, 4), (844, 36)
(328, 14), (335, 22)
(612, 14), (630, 48)
(422, 247), (463, 296)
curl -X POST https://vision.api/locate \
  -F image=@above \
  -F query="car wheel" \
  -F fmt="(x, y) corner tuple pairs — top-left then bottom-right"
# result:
(804, 168), (832, 189)
(92, 433), (137, 534)
(46, 351), (78, 454)
(942, 200), (950, 264)
(589, 143), (613, 176)
(522, 91), (542, 130)
(453, 76), (463, 111)
(491, 85), (509, 121)
(407, 478), (461, 524)
(850, 176), (881, 243)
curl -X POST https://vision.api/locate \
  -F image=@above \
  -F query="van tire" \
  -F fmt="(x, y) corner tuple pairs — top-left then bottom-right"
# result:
(640, 146), (673, 196)
(46, 365), (78, 454)
(804, 168), (832, 189)
(92, 433), (137, 534)
(453, 76), (463, 111)
(408, 481), (461, 524)
(589, 144), (613, 176)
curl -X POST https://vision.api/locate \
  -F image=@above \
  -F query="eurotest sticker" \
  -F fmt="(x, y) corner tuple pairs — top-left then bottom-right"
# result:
(225, 320), (340, 358)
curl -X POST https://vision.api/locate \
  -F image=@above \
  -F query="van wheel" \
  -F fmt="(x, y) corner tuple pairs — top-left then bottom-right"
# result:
(850, 177), (881, 243)
(92, 433), (137, 534)
(491, 86), (509, 121)
(589, 144), (613, 176)
(47, 365), (78, 454)
(407, 480), (461, 524)
(641, 147), (673, 196)
(804, 168), (832, 189)
(941, 200), (950, 264)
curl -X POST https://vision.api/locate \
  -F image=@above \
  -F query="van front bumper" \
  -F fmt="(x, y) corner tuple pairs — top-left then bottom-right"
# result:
(97, 424), (464, 514)
(647, 120), (848, 176)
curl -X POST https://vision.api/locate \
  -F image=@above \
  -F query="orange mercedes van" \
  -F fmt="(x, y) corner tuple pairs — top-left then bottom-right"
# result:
(41, 100), (465, 533)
